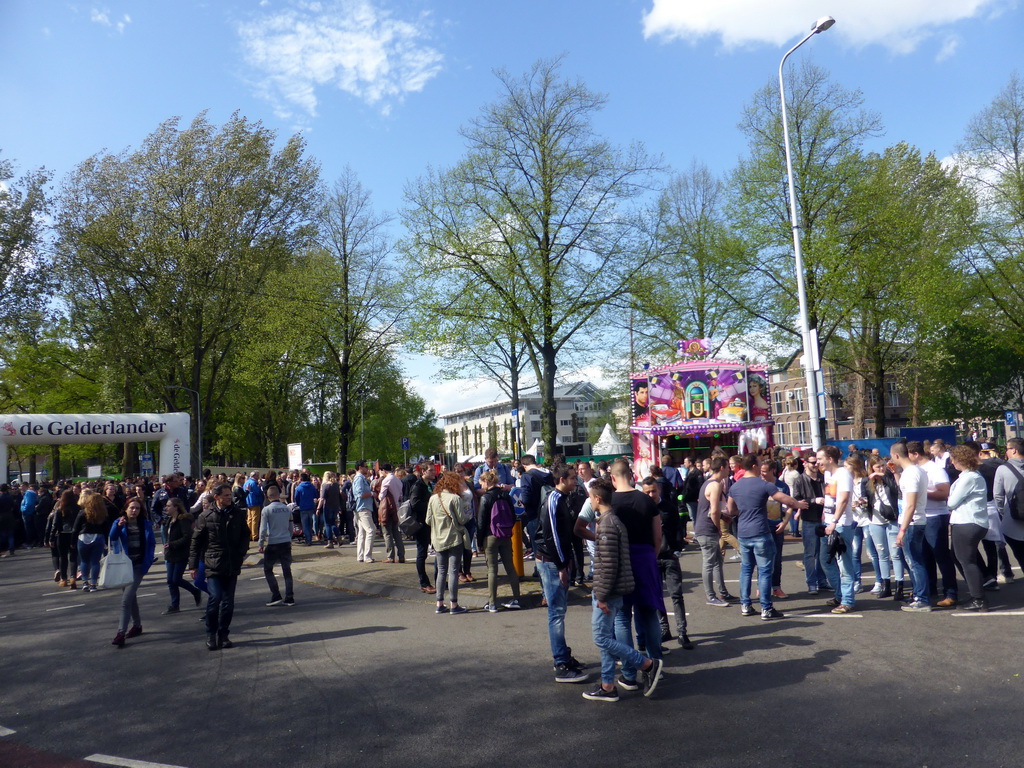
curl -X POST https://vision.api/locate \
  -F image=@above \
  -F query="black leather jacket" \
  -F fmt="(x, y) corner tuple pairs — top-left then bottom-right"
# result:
(189, 503), (250, 576)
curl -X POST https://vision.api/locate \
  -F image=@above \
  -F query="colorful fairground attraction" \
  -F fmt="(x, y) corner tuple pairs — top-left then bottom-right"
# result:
(630, 339), (774, 478)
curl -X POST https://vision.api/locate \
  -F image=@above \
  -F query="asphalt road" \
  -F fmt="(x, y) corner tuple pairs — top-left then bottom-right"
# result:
(2, 545), (1024, 768)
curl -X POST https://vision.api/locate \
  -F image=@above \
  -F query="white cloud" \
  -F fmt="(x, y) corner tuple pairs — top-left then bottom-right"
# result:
(641, 0), (1008, 55)
(90, 7), (131, 34)
(238, 0), (443, 120)
(409, 375), (507, 422)
(936, 34), (960, 62)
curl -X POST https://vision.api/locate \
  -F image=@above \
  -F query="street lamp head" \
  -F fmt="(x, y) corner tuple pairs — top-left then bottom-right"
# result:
(812, 16), (836, 34)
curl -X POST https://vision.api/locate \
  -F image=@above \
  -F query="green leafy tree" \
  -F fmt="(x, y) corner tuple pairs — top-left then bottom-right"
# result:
(824, 143), (976, 436)
(53, 112), (320, 474)
(730, 60), (883, 356)
(634, 161), (752, 359)
(0, 155), (50, 341)
(405, 57), (662, 459)
(958, 73), (1024, 342)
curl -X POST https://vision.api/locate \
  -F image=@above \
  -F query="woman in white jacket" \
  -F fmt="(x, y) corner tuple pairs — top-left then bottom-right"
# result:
(948, 445), (990, 612)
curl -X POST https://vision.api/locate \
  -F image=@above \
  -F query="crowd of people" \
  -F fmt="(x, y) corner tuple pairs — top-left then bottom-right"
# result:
(3, 434), (1023, 702)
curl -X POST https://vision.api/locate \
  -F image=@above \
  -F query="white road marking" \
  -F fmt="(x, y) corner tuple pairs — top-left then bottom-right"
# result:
(250, 577), (264, 581)
(0, 725), (15, 736)
(952, 610), (1024, 616)
(42, 591), (75, 596)
(804, 613), (863, 618)
(45, 604), (85, 612)
(664, 613), (690, 616)
(86, 755), (190, 768)
(136, 593), (156, 598)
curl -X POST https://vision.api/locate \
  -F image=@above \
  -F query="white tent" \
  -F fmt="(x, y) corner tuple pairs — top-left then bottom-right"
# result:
(592, 423), (630, 455)
(525, 438), (543, 458)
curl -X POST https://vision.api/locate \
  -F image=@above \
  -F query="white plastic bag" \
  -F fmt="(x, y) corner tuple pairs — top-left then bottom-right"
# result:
(98, 539), (134, 589)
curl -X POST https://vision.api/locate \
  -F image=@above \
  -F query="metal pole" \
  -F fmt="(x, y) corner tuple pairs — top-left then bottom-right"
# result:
(360, 395), (365, 460)
(779, 28), (825, 451)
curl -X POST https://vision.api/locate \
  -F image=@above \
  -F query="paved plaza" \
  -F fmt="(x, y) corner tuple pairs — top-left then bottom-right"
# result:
(2, 537), (1023, 768)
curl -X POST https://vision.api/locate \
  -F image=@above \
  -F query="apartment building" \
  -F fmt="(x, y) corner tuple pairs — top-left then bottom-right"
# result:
(440, 381), (624, 460)
(769, 354), (910, 448)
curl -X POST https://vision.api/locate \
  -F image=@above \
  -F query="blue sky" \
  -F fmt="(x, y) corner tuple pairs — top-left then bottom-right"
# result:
(1, 0), (1021, 417)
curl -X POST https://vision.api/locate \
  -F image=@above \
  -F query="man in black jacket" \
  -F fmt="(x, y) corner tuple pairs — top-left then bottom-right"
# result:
(409, 462), (436, 594)
(791, 458), (827, 595)
(189, 482), (251, 650)
(643, 476), (693, 650)
(534, 464), (588, 684)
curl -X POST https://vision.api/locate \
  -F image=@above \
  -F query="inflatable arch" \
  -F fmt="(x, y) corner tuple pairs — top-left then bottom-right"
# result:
(0, 413), (191, 478)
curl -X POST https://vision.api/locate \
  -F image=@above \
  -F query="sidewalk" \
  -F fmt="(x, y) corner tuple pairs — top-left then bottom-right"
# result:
(245, 536), (557, 609)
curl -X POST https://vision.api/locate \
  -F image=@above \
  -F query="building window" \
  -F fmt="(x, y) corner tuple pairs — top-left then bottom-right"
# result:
(559, 419), (571, 427)
(797, 421), (809, 445)
(773, 390), (786, 415)
(887, 381), (899, 408)
(775, 422), (787, 445)
(794, 388), (804, 413)
(867, 388), (878, 407)
(885, 426), (900, 438)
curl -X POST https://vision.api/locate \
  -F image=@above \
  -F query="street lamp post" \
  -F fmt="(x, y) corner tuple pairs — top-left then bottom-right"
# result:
(167, 385), (202, 475)
(779, 15), (835, 451)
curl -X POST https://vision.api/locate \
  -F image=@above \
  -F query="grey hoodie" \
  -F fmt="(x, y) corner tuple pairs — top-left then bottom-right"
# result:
(993, 458), (1024, 541)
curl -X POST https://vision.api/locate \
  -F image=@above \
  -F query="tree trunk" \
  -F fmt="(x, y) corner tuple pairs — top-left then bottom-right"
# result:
(509, 363), (521, 457)
(51, 445), (60, 482)
(541, 342), (558, 462)
(122, 374), (136, 477)
(29, 453), (37, 484)
(911, 375), (920, 427)
(336, 357), (351, 474)
(852, 373), (865, 440)
(874, 357), (887, 439)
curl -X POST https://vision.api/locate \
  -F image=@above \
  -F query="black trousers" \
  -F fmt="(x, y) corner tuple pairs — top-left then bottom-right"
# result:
(414, 525), (435, 588)
(951, 524), (986, 601)
(263, 542), (294, 601)
(981, 540), (1014, 581)
(657, 556), (687, 637)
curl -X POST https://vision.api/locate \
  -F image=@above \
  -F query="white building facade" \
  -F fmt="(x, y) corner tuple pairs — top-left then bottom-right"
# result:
(441, 382), (616, 461)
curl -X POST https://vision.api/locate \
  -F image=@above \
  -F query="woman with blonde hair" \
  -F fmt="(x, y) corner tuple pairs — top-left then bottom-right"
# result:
(426, 471), (471, 615)
(73, 493), (110, 592)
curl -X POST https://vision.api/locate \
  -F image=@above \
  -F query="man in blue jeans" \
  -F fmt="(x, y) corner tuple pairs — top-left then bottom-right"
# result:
(912, 442), (958, 608)
(893, 442), (932, 612)
(20, 483), (38, 548)
(292, 472), (318, 545)
(727, 454), (807, 621)
(533, 464), (588, 684)
(790, 456), (828, 593)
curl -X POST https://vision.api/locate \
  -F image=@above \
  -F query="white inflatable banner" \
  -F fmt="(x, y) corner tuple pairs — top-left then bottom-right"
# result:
(0, 412), (191, 477)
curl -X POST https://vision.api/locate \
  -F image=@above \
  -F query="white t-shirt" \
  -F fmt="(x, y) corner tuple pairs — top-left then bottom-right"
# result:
(899, 464), (928, 526)
(922, 461), (950, 517)
(851, 477), (871, 526)
(823, 467), (855, 526)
